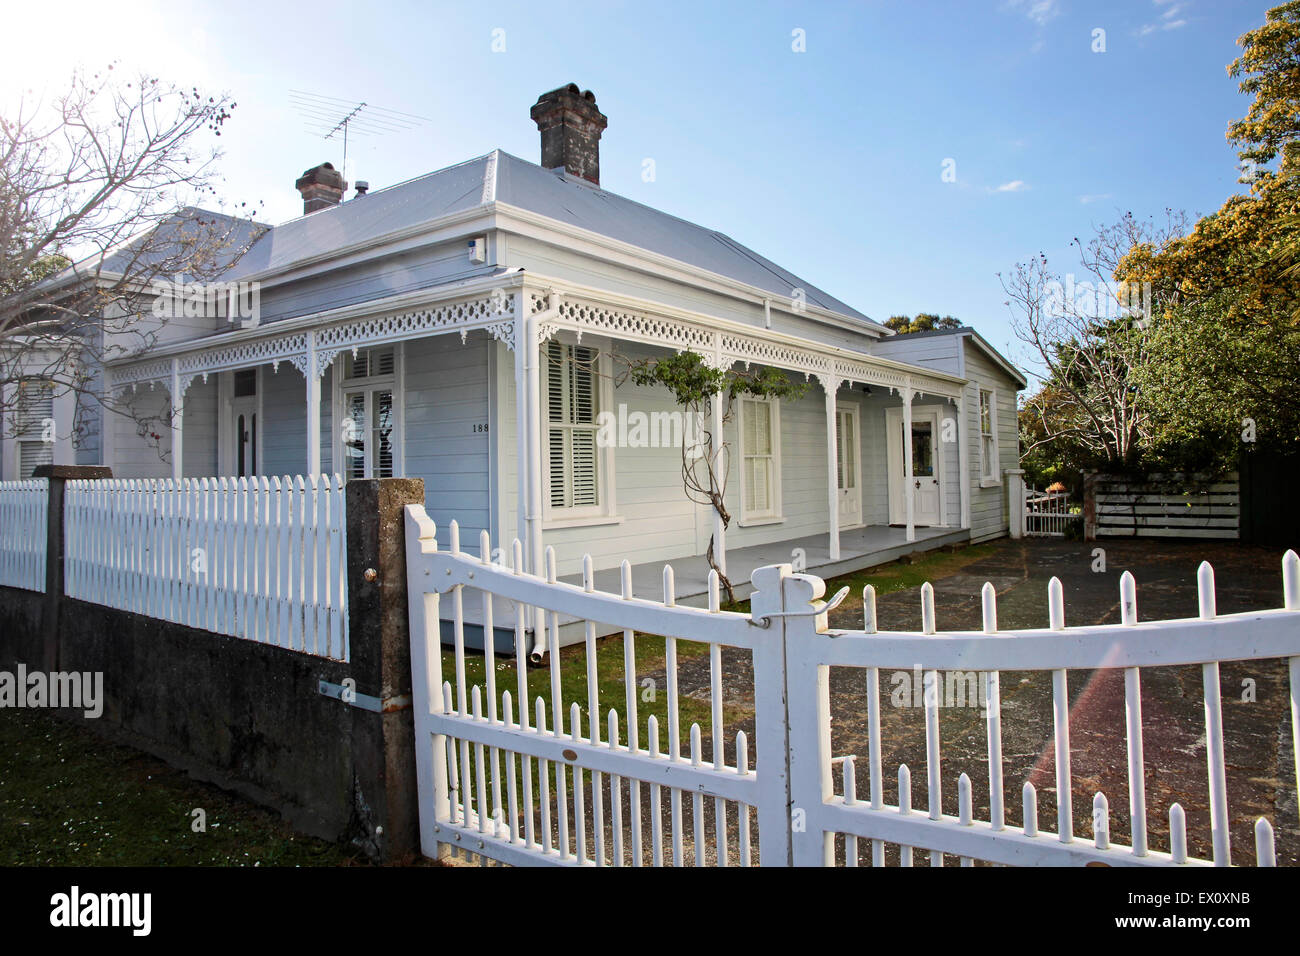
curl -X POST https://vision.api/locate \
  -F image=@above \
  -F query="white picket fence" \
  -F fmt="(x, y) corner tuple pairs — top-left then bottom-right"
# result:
(1024, 486), (1076, 537)
(64, 475), (349, 660)
(0, 479), (47, 592)
(405, 505), (1300, 867)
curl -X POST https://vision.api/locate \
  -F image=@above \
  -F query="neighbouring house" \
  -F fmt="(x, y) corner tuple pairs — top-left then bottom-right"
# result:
(3, 84), (1024, 641)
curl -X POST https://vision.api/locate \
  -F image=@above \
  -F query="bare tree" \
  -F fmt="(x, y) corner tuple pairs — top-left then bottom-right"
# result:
(1000, 211), (1187, 469)
(0, 64), (263, 453)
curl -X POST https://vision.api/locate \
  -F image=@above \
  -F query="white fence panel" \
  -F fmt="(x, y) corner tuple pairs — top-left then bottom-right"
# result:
(64, 475), (349, 660)
(404, 507), (781, 867)
(0, 479), (47, 592)
(407, 505), (1300, 868)
(790, 558), (1299, 867)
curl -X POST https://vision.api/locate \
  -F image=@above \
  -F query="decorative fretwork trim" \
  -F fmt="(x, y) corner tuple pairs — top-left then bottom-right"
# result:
(548, 295), (961, 399)
(108, 292), (514, 391)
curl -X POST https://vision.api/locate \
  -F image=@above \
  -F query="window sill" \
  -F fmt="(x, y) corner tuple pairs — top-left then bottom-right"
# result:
(543, 514), (624, 531)
(739, 515), (785, 528)
(979, 477), (1002, 488)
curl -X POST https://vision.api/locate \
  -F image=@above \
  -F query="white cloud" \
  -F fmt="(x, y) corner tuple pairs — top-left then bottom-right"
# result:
(1005, 0), (1061, 27)
(1079, 193), (1113, 204)
(995, 180), (1029, 193)
(1139, 1), (1190, 36)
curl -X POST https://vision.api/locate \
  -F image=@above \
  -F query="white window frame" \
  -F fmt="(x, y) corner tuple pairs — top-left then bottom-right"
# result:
(332, 344), (404, 480)
(738, 395), (783, 525)
(978, 387), (1000, 486)
(541, 335), (616, 527)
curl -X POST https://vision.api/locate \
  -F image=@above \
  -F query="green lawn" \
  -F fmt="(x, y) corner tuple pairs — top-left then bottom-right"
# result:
(0, 707), (364, 866)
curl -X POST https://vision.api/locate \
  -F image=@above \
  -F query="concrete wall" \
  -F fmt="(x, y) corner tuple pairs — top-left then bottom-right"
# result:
(0, 471), (423, 862)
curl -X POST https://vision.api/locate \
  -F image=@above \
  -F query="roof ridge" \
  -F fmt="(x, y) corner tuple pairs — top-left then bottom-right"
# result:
(273, 151), (498, 227)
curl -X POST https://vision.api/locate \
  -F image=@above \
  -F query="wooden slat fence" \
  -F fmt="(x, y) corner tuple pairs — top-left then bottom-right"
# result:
(64, 475), (349, 660)
(0, 478), (47, 592)
(1092, 474), (1239, 540)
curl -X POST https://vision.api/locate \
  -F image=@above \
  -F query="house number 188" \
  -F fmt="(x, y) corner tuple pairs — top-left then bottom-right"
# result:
(473, 423), (489, 433)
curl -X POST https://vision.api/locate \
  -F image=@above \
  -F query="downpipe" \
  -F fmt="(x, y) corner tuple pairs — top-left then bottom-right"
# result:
(521, 293), (561, 663)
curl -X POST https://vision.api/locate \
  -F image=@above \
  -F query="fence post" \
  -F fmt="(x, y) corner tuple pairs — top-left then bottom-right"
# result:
(32, 465), (111, 671)
(1083, 470), (1098, 541)
(1005, 468), (1025, 540)
(749, 563), (795, 866)
(344, 477), (425, 862)
(774, 568), (835, 867)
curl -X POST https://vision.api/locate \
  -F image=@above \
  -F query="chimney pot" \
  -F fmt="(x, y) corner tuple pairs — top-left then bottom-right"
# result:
(295, 161), (347, 214)
(354, 180), (369, 197)
(530, 84), (608, 186)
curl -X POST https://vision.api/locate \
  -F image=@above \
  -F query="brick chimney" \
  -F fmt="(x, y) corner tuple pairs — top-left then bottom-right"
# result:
(530, 84), (608, 186)
(295, 162), (347, 214)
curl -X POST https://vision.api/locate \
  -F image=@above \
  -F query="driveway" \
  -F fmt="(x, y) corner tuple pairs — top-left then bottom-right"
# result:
(817, 537), (1299, 865)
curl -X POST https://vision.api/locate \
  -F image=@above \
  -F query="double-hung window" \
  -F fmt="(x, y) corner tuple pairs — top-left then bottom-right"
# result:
(740, 396), (781, 522)
(340, 346), (399, 479)
(979, 387), (999, 483)
(545, 341), (604, 514)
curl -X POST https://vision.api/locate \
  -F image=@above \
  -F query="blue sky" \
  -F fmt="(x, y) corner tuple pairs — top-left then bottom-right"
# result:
(2, 0), (1275, 377)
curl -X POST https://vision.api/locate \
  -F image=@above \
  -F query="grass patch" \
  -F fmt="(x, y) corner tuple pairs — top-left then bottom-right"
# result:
(824, 543), (998, 623)
(442, 629), (739, 753)
(0, 707), (364, 866)
(443, 543), (994, 752)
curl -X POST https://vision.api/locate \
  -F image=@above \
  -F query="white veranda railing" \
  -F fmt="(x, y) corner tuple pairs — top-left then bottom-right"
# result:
(0, 479), (47, 593)
(65, 475), (349, 660)
(404, 505), (1300, 867)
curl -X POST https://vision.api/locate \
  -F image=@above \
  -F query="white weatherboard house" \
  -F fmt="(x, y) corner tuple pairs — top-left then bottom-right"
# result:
(24, 85), (1024, 641)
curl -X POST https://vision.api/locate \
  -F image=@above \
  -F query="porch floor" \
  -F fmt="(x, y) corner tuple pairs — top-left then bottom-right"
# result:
(439, 523), (971, 650)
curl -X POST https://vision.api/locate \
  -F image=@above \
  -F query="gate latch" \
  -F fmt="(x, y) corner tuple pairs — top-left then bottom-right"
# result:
(751, 585), (850, 628)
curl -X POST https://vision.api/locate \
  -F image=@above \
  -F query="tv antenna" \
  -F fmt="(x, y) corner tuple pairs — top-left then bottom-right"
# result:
(289, 90), (430, 183)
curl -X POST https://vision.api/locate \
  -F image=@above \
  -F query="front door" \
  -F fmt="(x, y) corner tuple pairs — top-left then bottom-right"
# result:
(887, 407), (943, 527)
(225, 368), (259, 478)
(836, 404), (862, 527)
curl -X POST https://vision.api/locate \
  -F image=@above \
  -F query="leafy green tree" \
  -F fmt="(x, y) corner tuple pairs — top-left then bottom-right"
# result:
(1116, 2), (1300, 467)
(884, 313), (962, 334)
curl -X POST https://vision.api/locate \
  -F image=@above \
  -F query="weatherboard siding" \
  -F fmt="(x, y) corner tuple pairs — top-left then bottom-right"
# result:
(402, 333), (493, 549)
(962, 344), (1019, 543)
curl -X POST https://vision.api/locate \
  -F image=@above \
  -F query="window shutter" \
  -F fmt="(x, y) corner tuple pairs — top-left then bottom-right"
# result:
(19, 441), (52, 478)
(17, 382), (53, 437)
(545, 343), (602, 510)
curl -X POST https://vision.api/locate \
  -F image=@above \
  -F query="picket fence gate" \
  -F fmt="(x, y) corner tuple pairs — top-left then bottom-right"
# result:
(64, 475), (349, 660)
(405, 504), (1300, 867)
(0, 479), (47, 593)
(1024, 486), (1076, 538)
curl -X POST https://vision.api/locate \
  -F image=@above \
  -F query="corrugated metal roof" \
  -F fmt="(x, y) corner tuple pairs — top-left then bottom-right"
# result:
(220, 150), (872, 323)
(492, 152), (870, 321)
